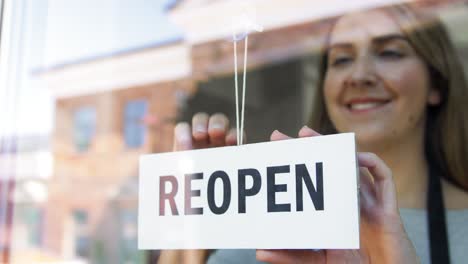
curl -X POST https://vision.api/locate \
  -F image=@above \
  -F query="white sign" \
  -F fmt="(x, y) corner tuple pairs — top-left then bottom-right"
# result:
(138, 133), (359, 249)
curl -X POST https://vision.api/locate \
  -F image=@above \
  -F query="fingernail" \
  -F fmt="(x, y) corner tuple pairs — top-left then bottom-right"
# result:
(210, 122), (224, 130)
(271, 130), (279, 137)
(194, 125), (206, 133)
(275, 130), (287, 136)
(177, 133), (191, 143)
(176, 126), (191, 143)
(299, 125), (320, 136)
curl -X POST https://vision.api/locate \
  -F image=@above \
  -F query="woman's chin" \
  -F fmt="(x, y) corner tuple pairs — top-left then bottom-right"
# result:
(352, 128), (393, 152)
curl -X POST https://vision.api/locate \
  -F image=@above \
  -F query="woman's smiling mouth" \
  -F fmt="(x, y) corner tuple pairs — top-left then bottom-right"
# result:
(346, 98), (392, 113)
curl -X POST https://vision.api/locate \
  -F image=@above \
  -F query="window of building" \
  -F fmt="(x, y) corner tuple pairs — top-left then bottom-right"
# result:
(73, 209), (89, 258)
(120, 208), (146, 263)
(73, 107), (96, 152)
(123, 100), (148, 148)
(24, 206), (43, 247)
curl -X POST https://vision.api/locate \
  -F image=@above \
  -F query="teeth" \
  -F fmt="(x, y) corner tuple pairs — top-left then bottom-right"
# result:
(350, 102), (382, 110)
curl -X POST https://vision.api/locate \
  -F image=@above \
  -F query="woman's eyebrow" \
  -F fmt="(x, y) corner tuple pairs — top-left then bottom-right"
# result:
(327, 34), (409, 51)
(373, 34), (409, 45)
(327, 43), (353, 53)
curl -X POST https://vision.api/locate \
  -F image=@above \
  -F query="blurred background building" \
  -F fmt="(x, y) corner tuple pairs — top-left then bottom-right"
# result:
(1, 0), (468, 263)
(0, 135), (55, 262)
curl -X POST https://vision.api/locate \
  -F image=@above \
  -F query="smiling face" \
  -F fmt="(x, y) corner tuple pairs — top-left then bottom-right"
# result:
(323, 10), (441, 150)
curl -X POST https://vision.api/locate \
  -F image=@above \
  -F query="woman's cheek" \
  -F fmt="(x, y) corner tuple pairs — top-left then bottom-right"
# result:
(323, 78), (343, 128)
(377, 58), (430, 100)
(325, 76), (360, 134)
(324, 100), (340, 131)
(377, 64), (430, 137)
(384, 63), (429, 111)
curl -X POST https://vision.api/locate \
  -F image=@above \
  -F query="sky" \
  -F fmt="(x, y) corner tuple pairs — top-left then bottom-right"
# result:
(4, 0), (182, 137)
(42, 0), (182, 68)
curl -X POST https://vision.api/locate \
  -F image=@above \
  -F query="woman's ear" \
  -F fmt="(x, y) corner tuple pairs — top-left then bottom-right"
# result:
(428, 87), (441, 106)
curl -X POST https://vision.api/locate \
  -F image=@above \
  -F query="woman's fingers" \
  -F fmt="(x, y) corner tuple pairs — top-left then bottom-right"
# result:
(226, 128), (238, 146)
(177, 113), (238, 150)
(271, 126), (320, 142)
(208, 113), (230, 147)
(358, 153), (392, 182)
(179, 122), (319, 150)
(358, 152), (398, 212)
(192, 112), (209, 148)
(173, 122), (193, 151)
(298, 126), (321, 137)
(225, 128), (247, 146)
(256, 250), (294, 263)
(270, 130), (292, 141)
(158, 250), (182, 264)
(359, 167), (377, 213)
(182, 249), (211, 264)
(256, 249), (325, 264)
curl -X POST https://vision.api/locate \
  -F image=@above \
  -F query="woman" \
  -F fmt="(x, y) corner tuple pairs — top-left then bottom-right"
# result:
(162, 3), (468, 264)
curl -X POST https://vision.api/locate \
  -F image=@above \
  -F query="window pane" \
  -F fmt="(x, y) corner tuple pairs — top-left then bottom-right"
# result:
(73, 107), (96, 152)
(4, 1), (468, 263)
(124, 100), (147, 148)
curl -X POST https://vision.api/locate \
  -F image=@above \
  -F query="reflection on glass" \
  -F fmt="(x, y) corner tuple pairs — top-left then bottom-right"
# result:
(124, 100), (148, 149)
(73, 107), (96, 152)
(1, 0), (467, 263)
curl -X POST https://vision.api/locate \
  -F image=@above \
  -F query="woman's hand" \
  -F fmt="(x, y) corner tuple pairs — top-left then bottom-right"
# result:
(159, 113), (239, 264)
(256, 126), (419, 264)
(173, 112), (241, 151)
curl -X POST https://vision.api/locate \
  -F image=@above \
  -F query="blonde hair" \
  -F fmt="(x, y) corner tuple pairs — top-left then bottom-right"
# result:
(308, 4), (468, 190)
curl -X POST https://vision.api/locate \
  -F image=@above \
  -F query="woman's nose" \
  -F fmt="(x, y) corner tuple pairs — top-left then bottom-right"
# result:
(344, 57), (377, 88)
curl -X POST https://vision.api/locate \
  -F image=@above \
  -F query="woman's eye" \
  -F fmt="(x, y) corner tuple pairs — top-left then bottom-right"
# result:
(331, 57), (352, 66)
(379, 50), (404, 59)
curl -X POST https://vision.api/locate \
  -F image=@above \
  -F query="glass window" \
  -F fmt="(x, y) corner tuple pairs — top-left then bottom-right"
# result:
(73, 107), (96, 152)
(124, 100), (148, 148)
(120, 208), (146, 263)
(73, 209), (88, 226)
(73, 209), (89, 258)
(3, 0), (468, 263)
(23, 206), (42, 247)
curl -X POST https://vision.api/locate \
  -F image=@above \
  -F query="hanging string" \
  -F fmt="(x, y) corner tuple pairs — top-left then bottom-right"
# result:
(230, 0), (262, 145)
(233, 40), (239, 145)
(240, 35), (248, 145)
(233, 36), (248, 146)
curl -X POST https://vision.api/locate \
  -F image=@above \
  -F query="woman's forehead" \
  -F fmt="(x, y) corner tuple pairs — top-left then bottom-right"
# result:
(329, 10), (404, 46)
